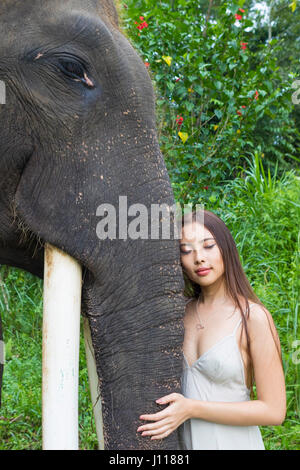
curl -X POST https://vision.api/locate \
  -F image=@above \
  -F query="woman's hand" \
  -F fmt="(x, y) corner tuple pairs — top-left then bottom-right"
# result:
(137, 393), (192, 440)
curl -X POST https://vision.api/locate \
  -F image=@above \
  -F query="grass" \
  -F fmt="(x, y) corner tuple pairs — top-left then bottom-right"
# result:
(218, 160), (300, 450)
(0, 155), (299, 450)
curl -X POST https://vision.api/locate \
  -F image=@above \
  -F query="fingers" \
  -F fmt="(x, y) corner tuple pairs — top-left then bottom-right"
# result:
(156, 393), (177, 404)
(139, 409), (168, 422)
(156, 393), (180, 404)
(138, 422), (174, 440)
(151, 428), (173, 440)
(141, 424), (170, 438)
(139, 394), (181, 421)
(138, 417), (169, 433)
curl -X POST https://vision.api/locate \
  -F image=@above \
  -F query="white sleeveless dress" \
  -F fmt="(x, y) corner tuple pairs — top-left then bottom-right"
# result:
(179, 315), (265, 450)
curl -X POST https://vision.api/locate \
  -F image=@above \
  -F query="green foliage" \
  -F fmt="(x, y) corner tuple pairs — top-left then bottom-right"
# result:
(119, 0), (299, 206)
(0, 270), (43, 449)
(0, 270), (98, 449)
(218, 162), (300, 450)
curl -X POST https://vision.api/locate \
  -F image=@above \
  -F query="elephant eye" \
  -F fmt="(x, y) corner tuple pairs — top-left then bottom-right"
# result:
(57, 59), (94, 88)
(59, 59), (84, 78)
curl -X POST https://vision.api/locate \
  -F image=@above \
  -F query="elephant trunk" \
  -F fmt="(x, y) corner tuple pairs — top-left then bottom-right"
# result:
(83, 240), (186, 450)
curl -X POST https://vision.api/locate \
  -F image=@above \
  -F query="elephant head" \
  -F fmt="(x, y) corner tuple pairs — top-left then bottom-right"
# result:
(0, 0), (187, 449)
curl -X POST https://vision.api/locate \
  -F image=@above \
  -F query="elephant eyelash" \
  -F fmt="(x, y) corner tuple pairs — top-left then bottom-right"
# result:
(57, 59), (95, 88)
(58, 59), (85, 78)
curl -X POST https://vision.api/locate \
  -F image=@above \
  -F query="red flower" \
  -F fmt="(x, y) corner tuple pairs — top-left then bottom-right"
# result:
(237, 105), (246, 116)
(239, 8), (245, 13)
(175, 77), (181, 82)
(255, 90), (259, 100)
(203, 186), (209, 190)
(144, 62), (150, 68)
(235, 14), (243, 20)
(136, 18), (148, 30)
(240, 42), (248, 50)
(176, 115), (184, 127)
(137, 21), (148, 30)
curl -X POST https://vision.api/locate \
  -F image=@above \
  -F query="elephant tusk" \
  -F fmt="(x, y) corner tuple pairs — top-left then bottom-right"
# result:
(42, 243), (82, 450)
(83, 317), (105, 450)
(0, 340), (4, 365)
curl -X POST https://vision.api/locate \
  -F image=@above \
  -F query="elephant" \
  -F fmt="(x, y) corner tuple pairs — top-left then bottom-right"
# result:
(0, 0), (187, 450)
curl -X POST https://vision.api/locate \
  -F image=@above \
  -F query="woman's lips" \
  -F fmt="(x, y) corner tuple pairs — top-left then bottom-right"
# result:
(195, 268), (211, 276)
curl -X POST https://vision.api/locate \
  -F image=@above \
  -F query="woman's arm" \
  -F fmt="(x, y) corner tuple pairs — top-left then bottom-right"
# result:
(187, 398), (284, 426)
(137, 305), (286, 439)
(187, 304), (286, 426)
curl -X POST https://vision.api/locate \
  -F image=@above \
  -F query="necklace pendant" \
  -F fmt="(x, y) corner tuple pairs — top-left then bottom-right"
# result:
(196, 323), (204, 330)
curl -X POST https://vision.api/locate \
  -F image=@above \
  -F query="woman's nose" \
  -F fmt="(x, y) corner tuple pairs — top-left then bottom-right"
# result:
(193, 249), (205, 263)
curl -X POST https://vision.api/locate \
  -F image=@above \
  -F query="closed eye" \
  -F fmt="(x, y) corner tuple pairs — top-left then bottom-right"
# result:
(180, 244), (215, 254)
(58, 59), (85, 79)
(57, 58), (94, 88)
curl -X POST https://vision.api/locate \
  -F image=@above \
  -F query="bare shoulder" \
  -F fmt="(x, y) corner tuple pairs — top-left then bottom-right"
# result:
(247, 302), (279, 343)
(248, 302), (274, 325)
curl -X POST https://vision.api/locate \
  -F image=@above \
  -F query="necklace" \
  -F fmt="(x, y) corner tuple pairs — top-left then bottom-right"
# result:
(195, 297), (205, 330)
(195, 299), (238, 330)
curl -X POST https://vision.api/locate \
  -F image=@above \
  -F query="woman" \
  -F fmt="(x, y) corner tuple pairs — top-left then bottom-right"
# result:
(137, 209), (286, 450)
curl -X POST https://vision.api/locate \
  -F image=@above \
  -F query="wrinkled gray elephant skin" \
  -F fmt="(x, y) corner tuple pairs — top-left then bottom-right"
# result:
(0, 0), (186, 449)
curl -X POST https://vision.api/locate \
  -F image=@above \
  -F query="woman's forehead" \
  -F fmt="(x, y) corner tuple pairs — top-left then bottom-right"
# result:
(181, 223), (213, 242)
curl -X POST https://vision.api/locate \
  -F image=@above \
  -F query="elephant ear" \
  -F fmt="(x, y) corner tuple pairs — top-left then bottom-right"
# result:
(96, 0), (120, 29)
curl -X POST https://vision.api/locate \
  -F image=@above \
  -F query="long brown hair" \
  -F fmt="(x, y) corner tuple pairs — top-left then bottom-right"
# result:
(179, 209), (283, 399)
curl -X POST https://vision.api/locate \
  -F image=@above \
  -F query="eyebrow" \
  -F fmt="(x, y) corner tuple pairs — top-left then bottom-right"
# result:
(180, 238), (215, 246)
